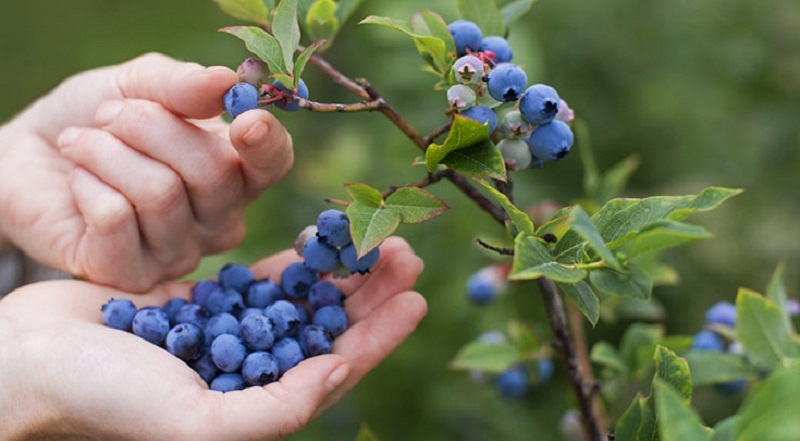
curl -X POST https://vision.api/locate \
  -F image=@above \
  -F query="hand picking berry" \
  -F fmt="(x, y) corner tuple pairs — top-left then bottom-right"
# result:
(223, 82), (260, 119)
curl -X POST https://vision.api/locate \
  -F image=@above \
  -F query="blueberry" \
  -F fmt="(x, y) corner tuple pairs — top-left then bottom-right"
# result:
(453, 55), (484, 85)
(448, 20), (483, 56)
(246, 279), (285, 309)
(209, 372), (245, 392)
(715, 379), (747, 395)
(265, 300), (301, 340)
(316, 209), (351, 247)
(240, 313), (276, 351)
(705, 301), (736, 327)
(487, 63), (527, 102)
(497, 138), (533, 170)
(526, 120), (574, 163)
(223, 82), (259, 119)
(204, 313), (241, 346)
(340, 243), (381, 274)
(271, 338), (306, 375)
(300, 324), (333, 357)
(132, 307), (171, 345)
(162, 298), (188, 325)
(312, 305), (349, 337)
(496, 366), (529, 398)
(308, 281), (345, 311)
(691, 330), (724, 352)
(236, 57), (269, 86)
(174, 303), (211, 329)
(165, 323), (205, 361)
(241, 351), (280, 386)
(210, 334), (248, 372)
(206, 288), (245, 316)
(294, 225), (319, 256)
(460, 105), (498, 134)
(238, 307), (266, 322)
(466, 269), (497, 305)
(303, 236), (340, 273)
(189, 351), (219, 384)
(281, 262), (318, 299)
(101, 298), (138, 331)
(447, 84), (477, 110)
(218, 263), (255, 295)
(518, 84), (560, 125)
(191, 280), (220, 308)
(480, 36), (513, 63)
(537, 358), (554, 384)
(295, 304), (311, 326)
(272, 79), (309, 112)
(502, 110), (532, 138)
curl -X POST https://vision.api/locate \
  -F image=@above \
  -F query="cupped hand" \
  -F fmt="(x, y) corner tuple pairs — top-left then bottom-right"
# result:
(0, 53), (293, 291)
(0, 237), (426, 441)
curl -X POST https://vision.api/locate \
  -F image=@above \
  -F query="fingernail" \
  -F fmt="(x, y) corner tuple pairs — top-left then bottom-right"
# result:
(95, 101), (124, 126)
(242, 119), (269, 148)
(57, 127), (82, 148)
(326, 363), (351, 393)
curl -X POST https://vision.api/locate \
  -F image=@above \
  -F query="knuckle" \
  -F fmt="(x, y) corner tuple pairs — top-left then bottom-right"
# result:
(141, 171), (185, 212)
(208, 219), (246, 253)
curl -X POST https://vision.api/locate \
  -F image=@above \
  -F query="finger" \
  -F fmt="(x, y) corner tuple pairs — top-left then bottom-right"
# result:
(201, 355), (351, 440)
(229, 109), (294, 199)
(115, 53), (239, 120)
(57, 126), (200, 276)
(95, 98), (246, 250)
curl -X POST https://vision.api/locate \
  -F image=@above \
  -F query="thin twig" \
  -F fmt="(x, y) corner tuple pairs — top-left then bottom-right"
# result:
(475, 238), (514, 256)
(305, 49), (371, 101)
(493, 177), (515, 203)
(297, 98), (383, 113)
(423, 122), (452, 145)
(566, 300), (608, 433)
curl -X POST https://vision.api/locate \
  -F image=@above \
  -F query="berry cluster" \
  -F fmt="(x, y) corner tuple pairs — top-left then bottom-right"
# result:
(446, 20), (575, 170)
(100, 210), (377, 392)
(223, 58), (310, 119)
(469, 331), (554, 398)
(690, 301), (746, 394)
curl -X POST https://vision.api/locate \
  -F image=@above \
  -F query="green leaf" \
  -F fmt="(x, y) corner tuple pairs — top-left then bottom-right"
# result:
(654, 346), (692, 402)
(449, 341), (519, 373)
(220, 26), (286, 74)
(590, 341), (629, 374)
(273, 0), (301, 72)
(590, 264), (653, 300)
(272, 72), (294, 89)
(441, 141), (506, 181)
(507, 320), (539, 354)
(346, 201), (400, 259)
(355, 424), (380, 441)
(384, 187), (449, 224)
(568, 205), (621, 270)
(685, 352), (757, 386)
(735, 288), (798, 370)
(593, 154), (640, 203)
(475, 179), (534, 236)
(619, 323), (663, 375)
(510, 234), (587, 283)
(344, 182), (383, 206)
(500, 0), (537, 27)
(293, 39), (325, 85)
(766, 261), (794, 334)
(335, 0), (367, 25)
(426, 115), (491, 172)
(654, 381), (713, 441)
(456, 0), (505, 37)
(305, 0), (338, 43)
(559, 281), (600, 326)
(213, 0), (269, 25)
(411, 10), (456, 57)
(359, 15), (450, 75)
(713, 417), (739, 441)
(618, 220), (712, 261)
(734, 361), (800, 441)
(615, 395), (651, 441)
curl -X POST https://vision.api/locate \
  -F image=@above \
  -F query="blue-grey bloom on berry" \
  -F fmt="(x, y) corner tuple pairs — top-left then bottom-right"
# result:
(209, 372), (245, 392)
(236, 58), (269, 86)
(204, 313), (240, 346)
(316, 209), (351, 247)
(218, 263), (255, 295)
(101, 298), (138, 331)
(162, 298), (188, 325)
(527, 120), (574, 163)
(303, 236), (340, 273)
(447, 20), (483, 56)
(460, 105), (498, 134)
(705, 301), (736, 327)
(480, 36), (513, 64)
(518, 84), (560, 125)
(240, 313), (276, 351)
(190, 280), (219, 308)
(294, 225), (318, 257)
(340, 243), (380, 274)
(497, 138), (533, 170)
(206, 288), (245, 316)
(265, 300), (301, 339)
(447, 84), (477, 110)
(466, 270), (496, 305)
(308, 281), (345, 311)
(300, 324), (333, 357)
(241, 351), (280, 386)
(239, 307), (266, 322)
(691, 330), (724, 352)
(174, 303), (211, 329)
(487, 63), (527, 102)
(132, 307), (171, 345)
(295, 304), (310, 326)
(210, 334), (248, 372)
(496, 365), (529, 398)
(223, 82), (259, 119)
(273, 79), (309, 112)
(281, 262), (318, 299)
(271, 338), (306, 375)
(313, 305), (349, 337)
(189, 351), (218, 384)
(246, 279), (285, 309)
(165, 323), (205, 361)
(453, 55), (484, 85)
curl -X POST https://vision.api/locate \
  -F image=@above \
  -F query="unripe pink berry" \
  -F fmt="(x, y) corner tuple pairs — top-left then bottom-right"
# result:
(237, 58), (270, 86)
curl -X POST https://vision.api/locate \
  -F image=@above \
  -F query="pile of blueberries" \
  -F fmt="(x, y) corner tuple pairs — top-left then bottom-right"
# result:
(446, 19), (575, 170)
(100, 209), (378, 392)
(223, 58), (309, 118)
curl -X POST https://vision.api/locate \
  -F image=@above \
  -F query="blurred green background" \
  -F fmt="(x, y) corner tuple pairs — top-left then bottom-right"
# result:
(2, 0), (798, 439)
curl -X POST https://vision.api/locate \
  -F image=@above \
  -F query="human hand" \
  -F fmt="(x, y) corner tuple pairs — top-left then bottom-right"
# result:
(0, 53), (293, 291)
(0, 237), (426, 441)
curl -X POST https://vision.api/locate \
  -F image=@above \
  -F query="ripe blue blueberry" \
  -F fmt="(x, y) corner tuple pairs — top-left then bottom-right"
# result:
(238, 307), (266, 322)
(174, 303), (211, 329)
(316, 209), (351, 247)
(705, 301), (736, 327)
(240, 313), (276, 351)
(162, 298), (188, 325)
(241, 351), (280, 386)
(691, 330), (724, 352)
(480, 36), (513, 63)
(447, 84), (477, 110)
(460, 105), (498, 134)
(448, 20), (483, 56)
(189, 351), (218, 384)
(132, 307), (171, 345)
(265, 300), (301, 339)
(308, 281), (345, 311)
(281, 262), (318, 299)
(271, 338), (306, 375)
(340, 243), (381, 274)
(273, 79), (309, 112)
(312, 305), (349, 337)
(537, 358), (554, 384)
(466, 269), (497, 305)
(294, 225), (318, 256)
(101, 298), (138, 331)
(209, 372), (245, 392)
(223, 82), (259, 119)
(527, 120), (574, 163)
(191, 280), (219, 308)
(218, 263), (255, 295)
(300, 324), (333, 357)
(487, 63), (527, 102)
(497, 138), (533, 170)
(496, 365), (529, 398)
(206, 288), (245, 316)
(295, 304), (311, 326)
(715, 379), (747, 395)
(210, 334), (248, 372)
(246, 279), (285, 309)
(204, 313), (241, 346)
(453, 55), (484, 85)
(303, 236), (340, 273)
(518, 84), (560, 125)
(165, 323), (205, 361)
(236, 58), (269, 86)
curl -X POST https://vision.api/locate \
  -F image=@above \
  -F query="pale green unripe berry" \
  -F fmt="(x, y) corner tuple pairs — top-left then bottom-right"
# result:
(502, 110), (532, 138)
(497, 138), (532, 170)
(453, 55), (484, 85)
(447, 85), (477, 110)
